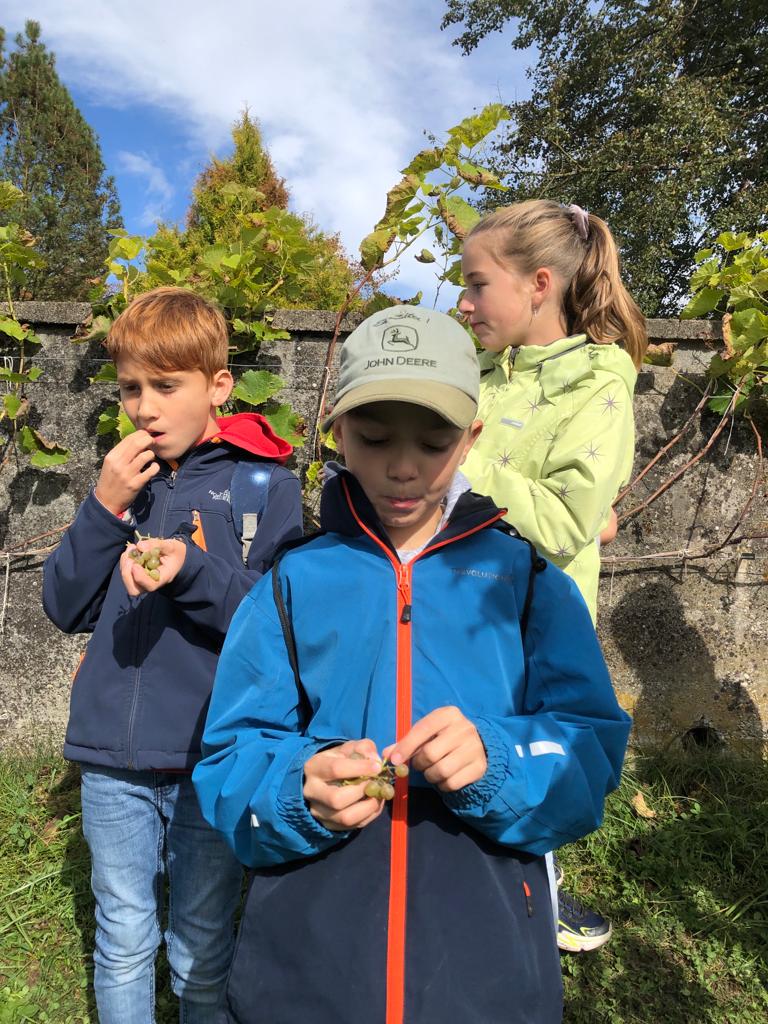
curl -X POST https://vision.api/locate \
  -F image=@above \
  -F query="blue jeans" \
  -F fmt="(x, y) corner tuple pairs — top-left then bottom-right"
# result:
(80, 766), (243, 1024)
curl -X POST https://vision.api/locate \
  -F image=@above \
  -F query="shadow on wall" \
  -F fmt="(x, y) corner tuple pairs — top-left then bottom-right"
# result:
(609, 579), (764, 753)
(0, 467), (71, 549)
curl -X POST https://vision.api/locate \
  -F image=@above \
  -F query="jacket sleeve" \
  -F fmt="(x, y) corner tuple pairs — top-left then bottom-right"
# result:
(442, 562), (631, 855)
(42, 491), (135, 633)
(160, 466), (303, 638)
(192, 576), (349, 867)
(465, 377), (633, 559)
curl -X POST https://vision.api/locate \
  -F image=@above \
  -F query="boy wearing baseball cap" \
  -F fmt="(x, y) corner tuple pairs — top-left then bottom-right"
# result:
(193, 307), (630, 1024)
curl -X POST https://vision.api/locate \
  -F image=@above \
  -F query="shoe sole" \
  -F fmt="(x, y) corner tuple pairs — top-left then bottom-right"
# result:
(557, 924), (613, 954)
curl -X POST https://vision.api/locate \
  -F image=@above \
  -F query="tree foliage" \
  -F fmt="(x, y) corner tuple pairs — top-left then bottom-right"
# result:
(0, 20), (122, 300)
(442, 0), (768, 315)
(150, 112), (358, 312)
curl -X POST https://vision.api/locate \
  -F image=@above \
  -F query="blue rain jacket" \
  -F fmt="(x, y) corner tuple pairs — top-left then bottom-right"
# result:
(193, 469), (630, 1024)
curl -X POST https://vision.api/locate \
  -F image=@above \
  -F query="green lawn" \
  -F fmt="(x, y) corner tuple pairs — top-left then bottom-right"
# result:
(0, 748), (766, 1023)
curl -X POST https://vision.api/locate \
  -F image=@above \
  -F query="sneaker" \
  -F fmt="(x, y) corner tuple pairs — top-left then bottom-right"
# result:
(553, 861), (564, 889)
(557, 889), (613, 953)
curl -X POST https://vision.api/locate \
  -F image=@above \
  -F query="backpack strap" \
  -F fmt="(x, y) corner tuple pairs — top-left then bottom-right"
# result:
(492, 519), (547, 639)
(231, 461), (276, 565)
(271, 549), (312, 729)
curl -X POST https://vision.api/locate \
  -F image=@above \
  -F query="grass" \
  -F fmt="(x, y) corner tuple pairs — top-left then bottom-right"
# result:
(0, 748), (766, 1023)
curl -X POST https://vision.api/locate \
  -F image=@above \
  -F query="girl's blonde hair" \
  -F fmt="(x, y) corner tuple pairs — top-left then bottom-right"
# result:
(466, 200), (647, 368)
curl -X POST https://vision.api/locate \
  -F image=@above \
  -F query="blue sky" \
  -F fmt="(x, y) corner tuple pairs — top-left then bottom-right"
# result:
(1, 1), (531, 304)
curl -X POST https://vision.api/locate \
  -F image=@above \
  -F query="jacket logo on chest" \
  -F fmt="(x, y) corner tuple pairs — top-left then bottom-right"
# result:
(208, 488), (231, 503)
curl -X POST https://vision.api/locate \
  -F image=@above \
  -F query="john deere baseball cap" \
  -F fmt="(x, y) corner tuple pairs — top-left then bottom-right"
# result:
(321, 306), (480, 431)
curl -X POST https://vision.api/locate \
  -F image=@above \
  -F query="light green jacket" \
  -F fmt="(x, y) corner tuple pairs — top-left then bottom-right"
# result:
(462, 335), (637, 622)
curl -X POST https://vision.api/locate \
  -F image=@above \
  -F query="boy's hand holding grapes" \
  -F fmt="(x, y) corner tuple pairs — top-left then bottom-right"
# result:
(384, 706), (487, 793)
(303, 740), (387, 832)
(120, 537), (187, 596)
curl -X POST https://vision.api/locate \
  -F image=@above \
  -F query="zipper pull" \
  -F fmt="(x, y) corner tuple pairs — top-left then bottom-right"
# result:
(400, 604), (412, 624)
(523, 880), (533, 917)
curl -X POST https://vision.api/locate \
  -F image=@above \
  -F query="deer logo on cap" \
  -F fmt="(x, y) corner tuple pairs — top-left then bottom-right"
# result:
(382, 325), (418, 352)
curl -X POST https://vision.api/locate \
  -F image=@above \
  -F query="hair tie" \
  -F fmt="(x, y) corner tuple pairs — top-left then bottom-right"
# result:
(568, 203), (590, 241)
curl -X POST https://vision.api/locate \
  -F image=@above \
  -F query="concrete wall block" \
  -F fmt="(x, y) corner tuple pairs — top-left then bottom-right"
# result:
(1, 306), (766, 752)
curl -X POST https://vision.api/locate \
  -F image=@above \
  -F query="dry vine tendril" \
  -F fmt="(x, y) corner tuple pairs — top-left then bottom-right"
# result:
(333, 750), (409, 801)
(127, 532), (163, 581)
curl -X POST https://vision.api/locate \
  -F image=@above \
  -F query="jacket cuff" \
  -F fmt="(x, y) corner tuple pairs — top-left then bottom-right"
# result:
(441, 715), (509, 812)
(84, 489), (136, 537)
(276, 739), (353, 845)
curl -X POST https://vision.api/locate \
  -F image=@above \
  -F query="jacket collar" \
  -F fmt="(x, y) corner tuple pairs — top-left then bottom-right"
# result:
(319, 465), (506, 558)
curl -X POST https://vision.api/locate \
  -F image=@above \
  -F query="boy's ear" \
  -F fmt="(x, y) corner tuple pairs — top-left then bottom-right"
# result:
(460, 419), (483, 464)
(331, 418), (344, 454)
(210, 368), (234, 407)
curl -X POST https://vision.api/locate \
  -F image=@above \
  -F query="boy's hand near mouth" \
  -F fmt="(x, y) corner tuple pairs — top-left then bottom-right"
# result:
(94, 430), (160, 516)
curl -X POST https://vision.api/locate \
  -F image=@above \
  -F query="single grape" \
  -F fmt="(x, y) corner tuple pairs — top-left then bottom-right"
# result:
(394, 763), (409, 778)
(150, 547), (161, 559)
(381, 782), (395, 801)
(146, 557), (160, 570)
(364, 781), (382, 799)
(148, 569), (160, 581)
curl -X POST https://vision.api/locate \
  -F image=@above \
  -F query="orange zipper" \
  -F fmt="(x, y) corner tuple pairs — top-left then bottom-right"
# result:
(190, 509), (207, 551)
(341, 478), (504, 1024)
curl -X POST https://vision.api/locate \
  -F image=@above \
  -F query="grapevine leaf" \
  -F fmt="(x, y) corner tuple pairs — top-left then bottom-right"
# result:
(90, 362), (118, 383)
(96, 405), (120, 435)
(264, 402), (305, 447)
(716, 231), (751, 253)
(3, 393), (22, 419)
(680, 287), (722, 318)
(415, 249), (436, 264)
(19, 425), (70, 466)
(0, 315), (27, 341)
(446, 103), (509, 148)
(401, 147), (443, 177)
(0, 180), (23, 212)
(436, 196), (480, 240)
(75, 314), (113, 344)
(360, 227), (395, 271)
(232, 369), (285, 406)
(27, 366), (43, 381)
(380, 175), (422, 223)
(730, 308), (768, 348)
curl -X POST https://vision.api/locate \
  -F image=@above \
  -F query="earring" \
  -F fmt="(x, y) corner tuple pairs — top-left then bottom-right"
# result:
(531, 303), (540, 319)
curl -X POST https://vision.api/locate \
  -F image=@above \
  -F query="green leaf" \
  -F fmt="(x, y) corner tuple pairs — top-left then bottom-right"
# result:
(96, 405), (120, 435)
(264, 402), (305, 447)
(680, 287), (722, 318)
(75, 314), (113, 344)
(27, 366), (43, 381)
(401, 147), (444, 177)
(380, 174), (422, 224)
(3, 393), (22, 419)
(90, 362), (118, 383)
(19, 426), (70, 466)
(730, 308), (768, 348)
(436, 196), (480, 240)
(716, 231), (751, 253)
(693, 248), (714, 263)
(0, 315), (28, 341)
(359, 227), (394, 271)
(0, 180), (23, 212)
(415, 248), (436, 264)
(232, 369), (285, 406)
(110, 234), (144, 261)
(446, 103), (509, 148)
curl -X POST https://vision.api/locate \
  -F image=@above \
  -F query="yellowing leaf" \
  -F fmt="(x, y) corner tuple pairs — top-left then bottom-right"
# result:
(631, 791), (657, 820)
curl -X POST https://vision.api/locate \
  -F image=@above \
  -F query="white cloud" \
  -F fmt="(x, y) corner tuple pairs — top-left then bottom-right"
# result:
(6, 1), (528, 302)
(116, 151), (175, 227)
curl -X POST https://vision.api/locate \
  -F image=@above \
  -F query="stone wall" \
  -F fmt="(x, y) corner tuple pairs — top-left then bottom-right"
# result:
(1, 304), (765, 751)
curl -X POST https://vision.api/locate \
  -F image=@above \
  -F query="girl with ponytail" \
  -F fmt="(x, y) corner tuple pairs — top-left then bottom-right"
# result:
(459, 199), (646, 954)
(459, 199), (646, 621)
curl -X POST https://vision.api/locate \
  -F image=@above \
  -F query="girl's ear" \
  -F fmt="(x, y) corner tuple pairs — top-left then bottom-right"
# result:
(532, 266), (556, 305)
(331, 418), (344, 454)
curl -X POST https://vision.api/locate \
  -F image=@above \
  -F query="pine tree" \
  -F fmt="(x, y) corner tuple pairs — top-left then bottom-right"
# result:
(0, 20), (122, 300)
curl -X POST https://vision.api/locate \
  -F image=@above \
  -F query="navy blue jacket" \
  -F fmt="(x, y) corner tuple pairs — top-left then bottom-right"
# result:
(194, 469), (630, 1024)
(43, 413), (303, 771)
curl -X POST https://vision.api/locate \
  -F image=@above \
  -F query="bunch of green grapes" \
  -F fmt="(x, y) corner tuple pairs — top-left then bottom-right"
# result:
(127, 533), (163, 581)
(336, 752), (409, 802)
